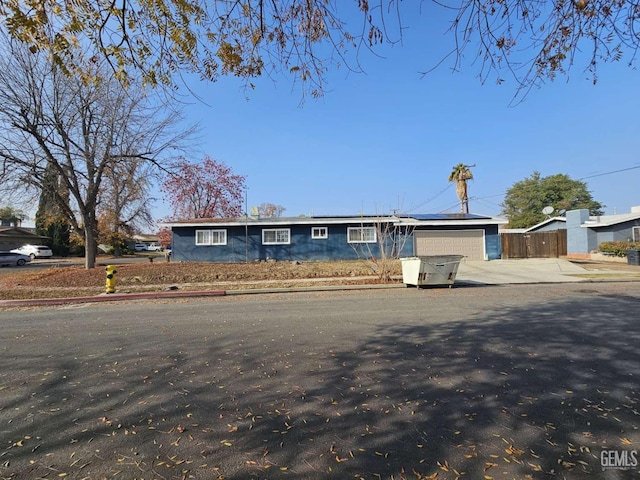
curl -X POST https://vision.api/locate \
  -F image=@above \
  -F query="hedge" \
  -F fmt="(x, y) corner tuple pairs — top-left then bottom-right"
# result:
(598, 241), (640, 257)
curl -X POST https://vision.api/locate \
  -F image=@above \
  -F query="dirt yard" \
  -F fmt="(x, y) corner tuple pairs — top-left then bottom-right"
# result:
(2, 256), (636, 301)
(0, 258), (403, 300)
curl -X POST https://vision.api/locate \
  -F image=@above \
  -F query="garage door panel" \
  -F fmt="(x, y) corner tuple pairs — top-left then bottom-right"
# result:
(414, 230), (485, 260)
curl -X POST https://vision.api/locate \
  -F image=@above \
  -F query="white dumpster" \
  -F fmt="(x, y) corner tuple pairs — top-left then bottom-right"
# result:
(400, 255), (464, 288)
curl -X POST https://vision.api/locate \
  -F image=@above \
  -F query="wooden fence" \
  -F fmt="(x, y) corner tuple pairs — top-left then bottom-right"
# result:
(501, 230), (567, 259)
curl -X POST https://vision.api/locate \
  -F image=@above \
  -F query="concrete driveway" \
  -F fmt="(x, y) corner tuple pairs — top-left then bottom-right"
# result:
(456, 258), (634, 285)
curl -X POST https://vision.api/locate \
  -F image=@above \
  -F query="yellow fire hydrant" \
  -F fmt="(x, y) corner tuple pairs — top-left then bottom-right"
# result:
(105, 265), (117, 294)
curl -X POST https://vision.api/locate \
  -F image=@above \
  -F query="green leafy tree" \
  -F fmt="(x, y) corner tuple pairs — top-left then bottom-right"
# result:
(0, 1), (637, 98)
(501, 172), (604, 228)
(0, 205), (26, 226)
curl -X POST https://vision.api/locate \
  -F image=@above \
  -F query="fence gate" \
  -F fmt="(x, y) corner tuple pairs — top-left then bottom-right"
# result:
(501, 230), (567, 259)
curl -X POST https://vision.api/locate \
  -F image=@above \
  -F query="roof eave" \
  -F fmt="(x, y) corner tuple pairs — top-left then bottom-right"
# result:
(164, 217), (509, 228)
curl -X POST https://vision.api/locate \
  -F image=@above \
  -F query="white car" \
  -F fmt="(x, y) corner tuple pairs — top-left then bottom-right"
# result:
(147, 243), (164, 251)
(0, 251), (31, 266)
(134, 243), (149, 251)
(11, 244), (53, 259)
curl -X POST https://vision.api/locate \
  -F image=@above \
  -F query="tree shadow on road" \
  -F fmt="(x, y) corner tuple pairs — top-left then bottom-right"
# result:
(1, 289), (639, 479)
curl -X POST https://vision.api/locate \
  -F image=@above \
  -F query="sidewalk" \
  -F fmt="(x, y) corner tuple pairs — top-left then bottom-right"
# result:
(1, 258), (638, 308)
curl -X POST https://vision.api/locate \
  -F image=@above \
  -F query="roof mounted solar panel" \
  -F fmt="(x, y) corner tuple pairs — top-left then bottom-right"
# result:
(406, 213), (491, 221)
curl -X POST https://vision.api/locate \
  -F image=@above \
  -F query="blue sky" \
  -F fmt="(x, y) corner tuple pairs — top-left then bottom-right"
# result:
(156, 6), (640, 221)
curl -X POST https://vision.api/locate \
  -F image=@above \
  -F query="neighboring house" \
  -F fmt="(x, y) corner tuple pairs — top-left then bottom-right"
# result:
(500, 217), (568, 259)
(164, 213), (507, 263)
(1, 218), (22, 227)
(567, 206), (640, 256)
(499, 217), (566, 234)
(499, 227), (526, 234)
(524, 216), (567, 233)
(128, 233), (161, 250)
(133, 233), (160, 244)
(0, 226), (50, 251)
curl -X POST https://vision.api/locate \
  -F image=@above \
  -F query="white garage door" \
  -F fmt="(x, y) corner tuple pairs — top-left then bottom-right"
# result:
(414, 229), (485, 260)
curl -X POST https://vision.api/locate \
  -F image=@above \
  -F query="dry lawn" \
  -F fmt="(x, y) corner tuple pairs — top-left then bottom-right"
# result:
(0, 258), (403, 300)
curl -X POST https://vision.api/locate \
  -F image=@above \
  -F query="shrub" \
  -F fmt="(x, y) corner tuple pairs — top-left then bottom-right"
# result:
(598, 241), (640, 257)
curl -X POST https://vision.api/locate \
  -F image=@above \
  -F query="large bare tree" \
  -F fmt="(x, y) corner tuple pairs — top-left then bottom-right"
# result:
(0, 36), (191, 268)
(97, 158), (157, 256)
(0, 1), (636, 99)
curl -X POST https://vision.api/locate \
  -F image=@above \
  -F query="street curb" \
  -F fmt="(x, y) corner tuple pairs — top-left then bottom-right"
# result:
(0, 289), (226, 308)
(1, 277), (639, 308)
(225, 283), (406, 295)
(0, 283), (409, 308)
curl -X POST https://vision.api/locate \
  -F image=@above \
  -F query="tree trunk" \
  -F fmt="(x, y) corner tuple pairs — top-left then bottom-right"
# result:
(83, 217), (98, 269)
(456, 181), (468, 213)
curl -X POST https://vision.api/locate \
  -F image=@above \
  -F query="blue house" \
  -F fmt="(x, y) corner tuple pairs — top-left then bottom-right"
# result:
(567, 206), (640, 255)
(165, 213), (507, 263)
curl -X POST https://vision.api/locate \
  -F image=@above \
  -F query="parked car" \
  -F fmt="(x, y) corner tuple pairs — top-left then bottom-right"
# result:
(147, 243), (164, 251)
(11, 244), (53, 259)
(134, 243), (149, 251)
(0, 251), (31, 267)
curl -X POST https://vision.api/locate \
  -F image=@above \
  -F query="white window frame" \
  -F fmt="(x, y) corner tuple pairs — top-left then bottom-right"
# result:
(347, 226), (377, 244)
(195, 229), (227, 246)
(311, 226), (328, 239)
(633, 226), (640, 242)
(262, 228), (291, 245)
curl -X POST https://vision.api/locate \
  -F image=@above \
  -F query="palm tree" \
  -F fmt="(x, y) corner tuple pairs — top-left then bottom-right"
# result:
(448, 164), (474, 214)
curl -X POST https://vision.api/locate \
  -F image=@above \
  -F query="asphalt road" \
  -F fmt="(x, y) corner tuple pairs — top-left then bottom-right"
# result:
(1, 283), (639, 479)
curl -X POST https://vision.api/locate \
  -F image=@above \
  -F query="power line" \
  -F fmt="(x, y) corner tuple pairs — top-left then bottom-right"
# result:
(437, 200), (464, 213)
(473, 164), (640, 207)
(473, 196), (503, 209)
(578, 164), (640, 180)
(408, 184), (453, 212)
(408, 163), (639, 214)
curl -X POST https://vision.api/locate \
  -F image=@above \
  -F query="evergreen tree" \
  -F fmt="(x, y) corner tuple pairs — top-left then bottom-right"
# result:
(35, 164), (71, 256)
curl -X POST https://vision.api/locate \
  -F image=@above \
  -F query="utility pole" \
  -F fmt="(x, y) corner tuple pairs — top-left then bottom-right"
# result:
(245, 187), (248, 263)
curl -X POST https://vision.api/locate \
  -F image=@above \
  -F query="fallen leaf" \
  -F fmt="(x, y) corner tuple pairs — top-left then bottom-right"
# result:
(484, 462), (497, 471)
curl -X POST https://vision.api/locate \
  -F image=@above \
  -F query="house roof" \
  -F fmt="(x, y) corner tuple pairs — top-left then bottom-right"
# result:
(524, 216), (566, 232)
(133, 233), (160, 242)
(163, 213), (507, 228)
(582, 211), (640, 228)
(0, 226), (49, 239)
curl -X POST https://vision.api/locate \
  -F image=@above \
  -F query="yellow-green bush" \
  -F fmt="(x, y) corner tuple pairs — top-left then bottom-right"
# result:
(598, 241), (640, 257)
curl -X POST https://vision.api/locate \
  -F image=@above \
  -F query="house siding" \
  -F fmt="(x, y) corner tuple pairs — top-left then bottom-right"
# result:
(171, 221), (501, 263)
(172, 224), (395, 262)
(566, 209), (640, 254)
(485, 225), (501, 260)
(595, 221), (640, 244)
